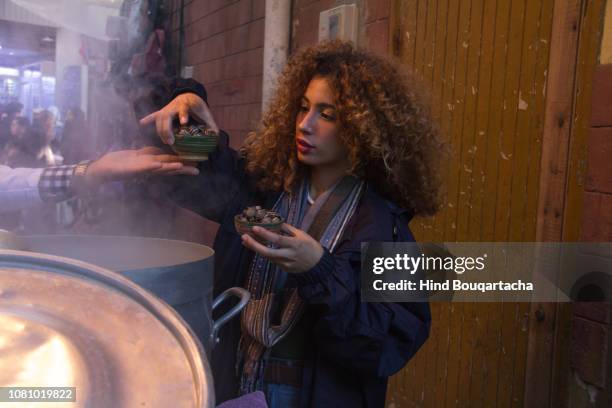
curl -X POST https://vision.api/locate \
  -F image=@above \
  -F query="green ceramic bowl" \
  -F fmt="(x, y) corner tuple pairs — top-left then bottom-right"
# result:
(234, 214), (284, 243)
(172, 133), (218, 161)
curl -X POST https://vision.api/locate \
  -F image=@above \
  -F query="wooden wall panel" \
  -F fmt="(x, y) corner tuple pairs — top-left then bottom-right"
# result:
(388, 0), (556, 406)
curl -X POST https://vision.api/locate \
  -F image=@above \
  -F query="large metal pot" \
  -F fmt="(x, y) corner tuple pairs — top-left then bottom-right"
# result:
(20, 235), (249, 354)
(0, 249), (214, 407)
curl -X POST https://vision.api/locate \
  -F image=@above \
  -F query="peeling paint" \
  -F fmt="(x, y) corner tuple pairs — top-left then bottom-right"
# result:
(518, 91), (528, 110)
(462, 41), (469, 48)
(573, 371), (598, 404)
(501, 151), (512, 160)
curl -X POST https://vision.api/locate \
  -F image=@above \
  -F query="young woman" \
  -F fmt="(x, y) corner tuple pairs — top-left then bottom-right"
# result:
(143, 41), (444, 407)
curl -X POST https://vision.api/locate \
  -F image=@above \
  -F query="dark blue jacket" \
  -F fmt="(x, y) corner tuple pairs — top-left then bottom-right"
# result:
(166, 82), (431, 408)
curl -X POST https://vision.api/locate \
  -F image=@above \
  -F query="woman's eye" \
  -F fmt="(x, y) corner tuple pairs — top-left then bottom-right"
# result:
(321, 111), (336, 121)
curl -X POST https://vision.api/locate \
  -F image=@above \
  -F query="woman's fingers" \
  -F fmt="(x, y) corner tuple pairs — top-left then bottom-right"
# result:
(139, 112), (156, 125)
(280, 223), (299, 237)
(150, 153), (183, 163)
(241, 234), (291, 259)
(154, 165), (199, 176)
(161, 113), (174, 144)
(252, 226), (296, 248)
(178, 105), (190, 125)
(201, 109), (219, 133)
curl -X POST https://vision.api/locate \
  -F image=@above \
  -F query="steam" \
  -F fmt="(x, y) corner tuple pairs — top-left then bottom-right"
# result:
(9, 0), (121, 41)
(0, 0), (198, 238)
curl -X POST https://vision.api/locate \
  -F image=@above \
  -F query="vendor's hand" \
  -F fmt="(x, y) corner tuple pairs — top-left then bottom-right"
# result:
(85, 147), (199, 186)
(241, 224), (324, 273)
(139, 93), (219, 145)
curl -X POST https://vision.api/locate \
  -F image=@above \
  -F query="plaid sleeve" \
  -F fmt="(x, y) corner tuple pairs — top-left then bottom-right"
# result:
(38, 165), (77, 202)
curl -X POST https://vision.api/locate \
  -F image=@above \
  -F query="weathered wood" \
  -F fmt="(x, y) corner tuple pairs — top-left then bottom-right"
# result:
(525, 1), (582, 406)
(534, 0), (582, 244)
(524, 0), (555, 242)
(563, 0), (605, 241)
(467, 0), (498, 241)
(510, 301), (532, 407)
(456, 0), (485, 243)
(442, 0), (471, 243)
(387, 0), (575, 405)
(431, 0), (460, 242)
(414, 0), (428, 77)
(433, 303), (452, 407)
(479, 0), (511, 243)
(444, 302), (465, 407)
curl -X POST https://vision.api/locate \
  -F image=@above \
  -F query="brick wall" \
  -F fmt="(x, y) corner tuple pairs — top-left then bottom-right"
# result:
(168, 0), (265, 150)
(569, 62), (612, 401)
(166, 0), (265, 244)
(583, 64), (612, 242)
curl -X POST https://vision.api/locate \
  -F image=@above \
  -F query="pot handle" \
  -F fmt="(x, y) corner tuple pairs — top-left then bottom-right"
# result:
(210, 287), (250, 345)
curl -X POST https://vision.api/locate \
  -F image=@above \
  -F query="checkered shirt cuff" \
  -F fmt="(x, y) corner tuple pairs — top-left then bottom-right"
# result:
(38, 165), (77, 202)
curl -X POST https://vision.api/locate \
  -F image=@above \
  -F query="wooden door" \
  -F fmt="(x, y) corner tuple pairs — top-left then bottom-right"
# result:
(388, 0), (554, 406)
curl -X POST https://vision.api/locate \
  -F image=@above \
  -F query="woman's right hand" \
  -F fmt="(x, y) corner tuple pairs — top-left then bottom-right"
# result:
(139, 93), (219, 145)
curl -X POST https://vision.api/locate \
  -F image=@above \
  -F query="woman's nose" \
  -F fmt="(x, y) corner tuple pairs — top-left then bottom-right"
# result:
(298, 110), (316, 134)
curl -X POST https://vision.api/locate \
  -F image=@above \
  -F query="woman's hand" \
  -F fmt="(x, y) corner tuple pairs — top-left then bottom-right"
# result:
(241, 223), (325, 273)
(139, 93), (219, 145)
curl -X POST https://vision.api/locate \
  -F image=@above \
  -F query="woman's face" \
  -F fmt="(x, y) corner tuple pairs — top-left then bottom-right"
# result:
(295, 77), (348, 167)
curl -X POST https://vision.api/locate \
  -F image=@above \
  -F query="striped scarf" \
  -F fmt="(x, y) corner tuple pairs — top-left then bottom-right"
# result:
(238, 175), (365, 393)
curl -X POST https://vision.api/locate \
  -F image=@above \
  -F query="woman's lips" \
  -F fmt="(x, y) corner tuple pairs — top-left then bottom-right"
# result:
(297, 139), (315, 154)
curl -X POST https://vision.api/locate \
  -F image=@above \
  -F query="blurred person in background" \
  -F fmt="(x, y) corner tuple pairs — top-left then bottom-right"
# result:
(61, 107), (91, 164)
(0, 101), (24, 150)
(31, 110), (62, 166)
(0, 117), (31, 167)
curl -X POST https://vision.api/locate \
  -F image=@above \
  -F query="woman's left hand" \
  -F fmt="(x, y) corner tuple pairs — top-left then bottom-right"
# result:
(241, 223), (324, 273)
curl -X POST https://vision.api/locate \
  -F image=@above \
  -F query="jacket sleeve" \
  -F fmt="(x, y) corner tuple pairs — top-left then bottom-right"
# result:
(167, 77), (208, 105)
(161, 130), (251, 223)
(291, 227), (431, 378)
(0, 165), (44, 212)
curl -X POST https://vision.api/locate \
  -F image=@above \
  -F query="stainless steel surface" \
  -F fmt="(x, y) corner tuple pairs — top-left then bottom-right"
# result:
(0, 250), (214, 408)
(21, 235), (249, 353)
(24, 235), (217, 350)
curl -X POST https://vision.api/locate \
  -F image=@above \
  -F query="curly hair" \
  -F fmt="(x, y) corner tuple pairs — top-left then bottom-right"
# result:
(241, 40), (445, 216)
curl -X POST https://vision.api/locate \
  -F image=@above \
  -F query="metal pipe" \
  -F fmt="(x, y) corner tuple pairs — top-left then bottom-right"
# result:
(261, 0), (292, 111)
(178, 0), (185, 75)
